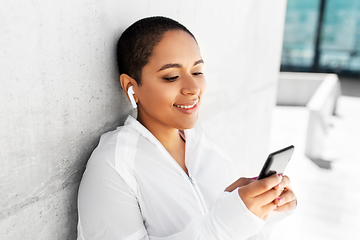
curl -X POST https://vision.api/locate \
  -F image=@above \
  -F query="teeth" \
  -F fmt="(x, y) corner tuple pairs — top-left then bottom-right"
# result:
(176, 104), (193, 109)
(174, 100), (198, 109)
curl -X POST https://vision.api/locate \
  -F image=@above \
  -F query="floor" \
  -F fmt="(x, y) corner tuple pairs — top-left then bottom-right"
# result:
(269, 77), (360, 240)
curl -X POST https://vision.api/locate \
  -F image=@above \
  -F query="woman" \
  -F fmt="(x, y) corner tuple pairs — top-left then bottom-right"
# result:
(77, 16), (296, 240)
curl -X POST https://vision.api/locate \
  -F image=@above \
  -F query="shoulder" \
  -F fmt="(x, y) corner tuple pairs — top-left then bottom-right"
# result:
(82, 121), (142, 196)
(86, 115), (144, 167)
(86, 125), (133, 167)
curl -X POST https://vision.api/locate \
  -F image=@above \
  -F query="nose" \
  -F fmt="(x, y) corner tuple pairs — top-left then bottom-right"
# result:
(181, 74), (201, 96)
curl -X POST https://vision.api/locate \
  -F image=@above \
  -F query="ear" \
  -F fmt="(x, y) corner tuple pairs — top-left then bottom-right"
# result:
(120, 74), (138, 103)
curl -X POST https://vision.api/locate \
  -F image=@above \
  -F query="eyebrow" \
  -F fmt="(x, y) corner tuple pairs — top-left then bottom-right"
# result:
(157, 59), (204, 72)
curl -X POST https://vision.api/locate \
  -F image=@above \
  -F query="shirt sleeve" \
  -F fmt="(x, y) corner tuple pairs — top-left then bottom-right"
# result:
(77, 156), (149, 240)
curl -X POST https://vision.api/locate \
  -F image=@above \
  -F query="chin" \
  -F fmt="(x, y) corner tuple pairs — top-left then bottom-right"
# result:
(176, 118), (198, 130)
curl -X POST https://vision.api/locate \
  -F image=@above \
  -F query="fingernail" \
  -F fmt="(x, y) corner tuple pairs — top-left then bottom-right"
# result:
(251, 177), (258, 180)
(274, 205), (278, 210)
(278, 174), (282, 178)
(277, 183), (282, 189)
(277, 198), (282, 204)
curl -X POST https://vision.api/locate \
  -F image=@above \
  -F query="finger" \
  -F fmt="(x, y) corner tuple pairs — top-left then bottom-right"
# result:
(279, 175), (291, 189)
(274, 189), (296, 206)
(261, 201), (278, 219)
(275, 198), (297, 212)
(254, 188), (282, 206)
(243, 174), (282, 197)
(273, 174), (292, 191)
(273, 182), (284, 191)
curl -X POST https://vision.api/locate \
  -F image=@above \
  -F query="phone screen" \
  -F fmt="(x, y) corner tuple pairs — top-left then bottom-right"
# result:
(257, 145), (294, 180)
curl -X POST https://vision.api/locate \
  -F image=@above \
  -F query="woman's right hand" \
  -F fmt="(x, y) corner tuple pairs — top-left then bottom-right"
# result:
(237, 174), (283, 220)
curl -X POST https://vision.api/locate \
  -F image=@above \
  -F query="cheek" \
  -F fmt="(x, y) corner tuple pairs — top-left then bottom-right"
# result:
(199, 77), (207, 94)
(140, 85), (176, 107)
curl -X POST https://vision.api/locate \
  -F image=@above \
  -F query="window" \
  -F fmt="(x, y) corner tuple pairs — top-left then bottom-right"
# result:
(281, 0), (360, 76)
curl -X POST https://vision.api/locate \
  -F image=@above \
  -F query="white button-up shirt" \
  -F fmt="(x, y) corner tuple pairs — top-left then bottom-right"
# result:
(77, 115), (286, 240)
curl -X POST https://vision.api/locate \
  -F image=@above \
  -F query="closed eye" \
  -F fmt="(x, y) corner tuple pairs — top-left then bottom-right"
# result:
(192, 72), (203, 76)
(163, 76), (179, 82)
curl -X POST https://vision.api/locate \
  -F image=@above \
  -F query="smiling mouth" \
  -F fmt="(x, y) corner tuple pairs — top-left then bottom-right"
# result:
(174, 99), (199, 109)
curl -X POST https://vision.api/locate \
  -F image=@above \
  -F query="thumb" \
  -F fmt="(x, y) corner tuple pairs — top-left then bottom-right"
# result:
(225, 177), (255, 192)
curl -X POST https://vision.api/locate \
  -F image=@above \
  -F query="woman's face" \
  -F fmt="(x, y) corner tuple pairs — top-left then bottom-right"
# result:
(135, 30), (206, 131)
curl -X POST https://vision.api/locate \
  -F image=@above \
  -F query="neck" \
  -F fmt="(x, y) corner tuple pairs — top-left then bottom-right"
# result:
(137, 114), (182, 150)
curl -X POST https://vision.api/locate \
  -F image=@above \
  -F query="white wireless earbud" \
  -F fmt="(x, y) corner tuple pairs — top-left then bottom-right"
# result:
(127, 86), (137, 109)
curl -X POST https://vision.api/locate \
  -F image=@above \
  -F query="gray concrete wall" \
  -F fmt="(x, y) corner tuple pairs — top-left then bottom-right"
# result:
(0, 0), (286, 239)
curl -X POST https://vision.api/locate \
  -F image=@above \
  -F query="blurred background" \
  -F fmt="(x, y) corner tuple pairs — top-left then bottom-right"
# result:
(270, 0), (360, 239)
(281, 0), (360, 75)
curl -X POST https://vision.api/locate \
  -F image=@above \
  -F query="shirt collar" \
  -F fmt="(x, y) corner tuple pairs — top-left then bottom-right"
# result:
(123, 115), (160, 147)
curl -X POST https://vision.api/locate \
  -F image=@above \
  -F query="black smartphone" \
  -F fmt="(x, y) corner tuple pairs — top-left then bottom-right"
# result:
(257, 145), (295, 180)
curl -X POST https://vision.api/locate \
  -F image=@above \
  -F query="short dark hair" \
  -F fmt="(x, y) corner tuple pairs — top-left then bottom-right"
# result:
(116, 16), (196, 85)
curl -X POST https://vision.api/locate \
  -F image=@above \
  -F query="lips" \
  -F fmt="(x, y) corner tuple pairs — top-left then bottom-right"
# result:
(173, 99), (199, 109)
